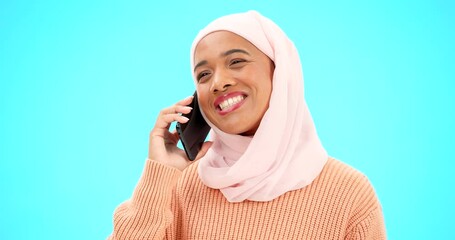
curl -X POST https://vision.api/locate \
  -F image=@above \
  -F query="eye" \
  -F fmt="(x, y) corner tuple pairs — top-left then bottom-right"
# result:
(230, 59), (246, 66)
(197, 71), (211, 82)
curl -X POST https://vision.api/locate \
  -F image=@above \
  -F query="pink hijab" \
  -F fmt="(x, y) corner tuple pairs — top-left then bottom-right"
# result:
(191, 10), (328, 202)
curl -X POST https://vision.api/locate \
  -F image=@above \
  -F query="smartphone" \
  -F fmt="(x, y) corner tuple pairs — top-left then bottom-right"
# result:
(176, 91), (211, 160)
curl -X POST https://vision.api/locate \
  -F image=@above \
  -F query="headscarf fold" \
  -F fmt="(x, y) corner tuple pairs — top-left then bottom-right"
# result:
(191, 10), (328, 202)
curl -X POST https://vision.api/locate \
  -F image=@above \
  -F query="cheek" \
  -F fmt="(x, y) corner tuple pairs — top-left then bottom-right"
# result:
(256, 74), (273, 106)
(196, 86), (212, 114)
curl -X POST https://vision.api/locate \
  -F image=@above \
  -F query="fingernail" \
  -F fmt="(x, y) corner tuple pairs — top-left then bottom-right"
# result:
(182, 116), (189, 122)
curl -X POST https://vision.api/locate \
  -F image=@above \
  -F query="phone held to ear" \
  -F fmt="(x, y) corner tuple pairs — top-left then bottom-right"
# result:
(176, 91), (211, 161)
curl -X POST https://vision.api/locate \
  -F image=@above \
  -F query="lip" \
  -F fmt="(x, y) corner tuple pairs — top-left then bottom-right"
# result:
(214, 91), (247, 116)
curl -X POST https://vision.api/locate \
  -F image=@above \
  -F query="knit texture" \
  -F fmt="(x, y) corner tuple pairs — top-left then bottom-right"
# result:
(108, 158), (386, 239)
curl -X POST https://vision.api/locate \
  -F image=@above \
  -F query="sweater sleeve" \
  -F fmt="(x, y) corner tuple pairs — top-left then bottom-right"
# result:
(345, 175), (387, 240)
(346, 206), (386, 240)
(107, 159), (182, 240)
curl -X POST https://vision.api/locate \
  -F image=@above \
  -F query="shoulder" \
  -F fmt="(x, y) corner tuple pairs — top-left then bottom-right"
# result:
(313, 157), (382, 212)
(321, 157), (383, 220)
(180, 159), (201, 182)
(320, 158), (386, 237)
(318, 157), (375, 192)
(174, 160), (215, 199)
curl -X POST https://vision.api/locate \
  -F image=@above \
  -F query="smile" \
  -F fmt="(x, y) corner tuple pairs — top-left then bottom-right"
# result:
(219, 95), (245, 110)
(214, 92), (247, 115)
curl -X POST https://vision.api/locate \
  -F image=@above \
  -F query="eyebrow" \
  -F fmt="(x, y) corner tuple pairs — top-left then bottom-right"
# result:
(193, 48), (250, 72)
(222, 48), (250, 57)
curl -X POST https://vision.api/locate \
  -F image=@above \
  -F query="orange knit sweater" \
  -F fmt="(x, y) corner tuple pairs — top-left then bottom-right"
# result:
(108, 157), (386, 239)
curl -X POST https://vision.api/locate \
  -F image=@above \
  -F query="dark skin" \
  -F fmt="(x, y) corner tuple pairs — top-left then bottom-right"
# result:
(148, 31), (273, 170)
(194, 31), (274, 136)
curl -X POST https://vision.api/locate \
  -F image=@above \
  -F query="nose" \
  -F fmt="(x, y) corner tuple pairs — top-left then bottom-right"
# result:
(210, 69), (236, 93)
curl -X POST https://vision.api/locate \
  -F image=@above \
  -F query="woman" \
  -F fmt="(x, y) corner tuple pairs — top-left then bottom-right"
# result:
(109, 11), (386, 239)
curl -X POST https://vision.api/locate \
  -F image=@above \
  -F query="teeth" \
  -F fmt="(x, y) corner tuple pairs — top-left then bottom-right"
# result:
(219, 95), (245, 110)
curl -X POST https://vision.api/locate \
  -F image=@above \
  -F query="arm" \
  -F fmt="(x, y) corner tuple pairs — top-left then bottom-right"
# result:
(345, 206), (386, 240)
(108, 160), (182, 239)
(345, 176), (387, 240)
(108, 96), (212, 239)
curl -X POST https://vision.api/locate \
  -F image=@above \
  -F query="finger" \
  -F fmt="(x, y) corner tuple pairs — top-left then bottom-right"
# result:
(164, 130), (179, 145)
(168, 131), (182, 145)
(160, 96), (194, 115)
(195, 141), (213, 161)
(150, 95), (194, 141)
(177, 95), (194, 106)
(176, 105), (193, 115)
(152, 114), (189, 136)
(159, 105), (193, 115)
(171, 130), (179, 140)
(161, 114), (189, 127)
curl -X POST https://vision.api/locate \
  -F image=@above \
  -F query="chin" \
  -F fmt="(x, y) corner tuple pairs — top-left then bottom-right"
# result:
(217, 125), (247, 135)
(218, 123), (258, 136)
(211, 115), (260, 136)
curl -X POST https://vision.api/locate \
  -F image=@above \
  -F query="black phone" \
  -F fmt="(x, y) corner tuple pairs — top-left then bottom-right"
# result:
(176, 91), (211, 161)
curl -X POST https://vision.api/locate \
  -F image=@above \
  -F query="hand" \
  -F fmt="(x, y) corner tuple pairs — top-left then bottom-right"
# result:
(148, 96), (212, 171)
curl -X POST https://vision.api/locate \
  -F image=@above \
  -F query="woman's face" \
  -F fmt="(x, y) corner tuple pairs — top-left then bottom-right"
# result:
(194, 31), (274, 136)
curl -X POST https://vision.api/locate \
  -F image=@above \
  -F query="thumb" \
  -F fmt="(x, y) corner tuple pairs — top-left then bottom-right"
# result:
(195, 141), (213, 161)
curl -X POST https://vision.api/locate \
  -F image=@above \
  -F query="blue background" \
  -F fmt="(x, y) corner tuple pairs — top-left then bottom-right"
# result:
(1, 0), (454, 239)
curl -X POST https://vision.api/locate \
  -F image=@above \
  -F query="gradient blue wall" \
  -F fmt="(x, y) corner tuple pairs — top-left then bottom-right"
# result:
(1, 0), (453, 239)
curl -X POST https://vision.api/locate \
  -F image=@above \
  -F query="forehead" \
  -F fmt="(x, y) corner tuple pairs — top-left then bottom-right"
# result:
(194, 31), (258, 59)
